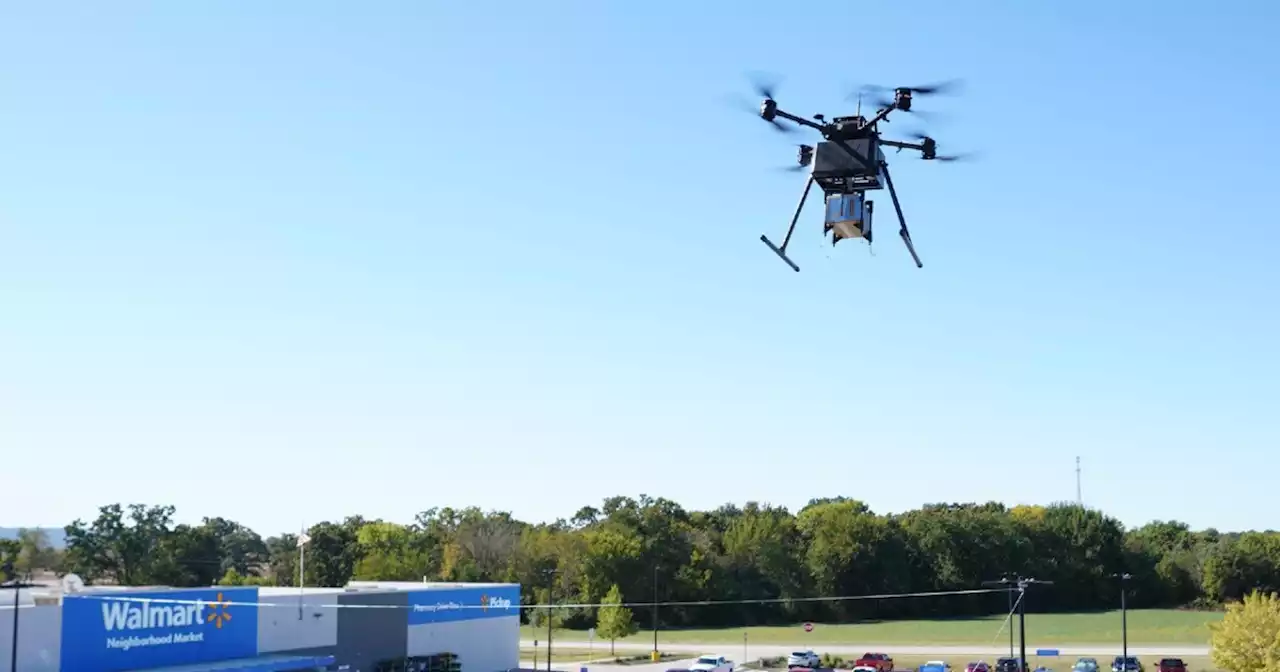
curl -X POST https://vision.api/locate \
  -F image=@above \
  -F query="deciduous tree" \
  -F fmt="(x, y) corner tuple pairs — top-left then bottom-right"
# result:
(1209, 590), (1280, 672)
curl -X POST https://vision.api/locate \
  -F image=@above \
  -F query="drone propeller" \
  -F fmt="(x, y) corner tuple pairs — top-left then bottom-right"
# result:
(860, 79), (963, 97)
(901, 132), (977, 162)
(747, 72), (783, 101)
(929, 152), (976, 163)
(729, 74), (799, 134)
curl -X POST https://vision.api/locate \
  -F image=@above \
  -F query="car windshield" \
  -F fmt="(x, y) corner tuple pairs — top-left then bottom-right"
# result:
(792, 652), (810, 657)
(697, 658), (719, 665)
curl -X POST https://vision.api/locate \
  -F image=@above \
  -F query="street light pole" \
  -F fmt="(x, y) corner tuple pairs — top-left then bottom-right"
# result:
(2, 562), (44, 672)
(544, 569), (557, 672)
(651, 565), (659, 661)
(1112, 573), (1132, 669)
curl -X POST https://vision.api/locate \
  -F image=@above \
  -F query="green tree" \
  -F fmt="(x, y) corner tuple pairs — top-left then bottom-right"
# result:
(0, 539), (20, 578)
(63, 503), (178, 585)
(526, 586), (567, 630)
(595, 584), (637, 654)
(353, 521), (431, 581)
(1209, 590), (1280, 672)
(14, 528), (61, 575)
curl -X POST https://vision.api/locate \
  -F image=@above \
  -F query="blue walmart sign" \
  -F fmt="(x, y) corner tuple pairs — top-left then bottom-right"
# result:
(407, 584), (521, 626)
(61, 587), (260, 671)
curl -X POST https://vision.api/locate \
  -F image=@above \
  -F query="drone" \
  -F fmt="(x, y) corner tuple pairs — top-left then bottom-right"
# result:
(742, 79), (968, 272)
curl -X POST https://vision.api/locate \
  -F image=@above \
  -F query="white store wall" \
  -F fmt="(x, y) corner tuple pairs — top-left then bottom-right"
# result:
(407, 615), (518, 672)
(257, 589), (341, 654)
(0, 605), (61, 672)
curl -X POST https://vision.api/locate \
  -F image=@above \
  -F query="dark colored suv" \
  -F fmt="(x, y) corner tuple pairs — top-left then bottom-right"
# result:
(1110, 657), (1143, 672)
(1155, 659), (1186, 672)
(995, 659), (1026, 672)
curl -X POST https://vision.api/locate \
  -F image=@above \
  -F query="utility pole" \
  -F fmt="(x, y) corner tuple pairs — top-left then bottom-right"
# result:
(1075, 456), (1082, 506)
(2, 562), (45, 672)
(1112, 573), (1132, 669)
(983, 575), (1053, 672)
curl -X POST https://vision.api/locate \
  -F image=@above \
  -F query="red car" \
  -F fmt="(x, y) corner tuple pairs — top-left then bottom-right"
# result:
(966, 663), (991, 672)
(854, 653), (894, 672)
(1155, 660), (1186, 672)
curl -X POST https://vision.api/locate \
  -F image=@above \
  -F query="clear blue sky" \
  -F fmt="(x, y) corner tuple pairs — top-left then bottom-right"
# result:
(2, 2), (1276, 536)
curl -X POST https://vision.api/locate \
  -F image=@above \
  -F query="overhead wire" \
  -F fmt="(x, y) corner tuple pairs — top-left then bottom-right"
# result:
(988, 588), (1025, 647)
(63, 586), (1006, 611)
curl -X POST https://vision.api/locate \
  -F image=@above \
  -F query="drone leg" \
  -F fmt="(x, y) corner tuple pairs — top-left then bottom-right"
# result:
(760, 176), (812, 272)
(880, 162), (923, 268)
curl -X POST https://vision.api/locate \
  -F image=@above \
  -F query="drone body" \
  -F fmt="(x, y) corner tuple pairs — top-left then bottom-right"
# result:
(749, 83), (964, 272)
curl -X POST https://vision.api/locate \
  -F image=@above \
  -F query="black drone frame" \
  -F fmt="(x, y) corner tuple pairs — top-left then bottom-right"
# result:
(757, 88), (946, 272)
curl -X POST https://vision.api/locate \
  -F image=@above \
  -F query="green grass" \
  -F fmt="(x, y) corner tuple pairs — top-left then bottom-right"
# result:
(519, 648), (685, 664)
(521, 610), (1224, 646)
(519, 647), (609, 662)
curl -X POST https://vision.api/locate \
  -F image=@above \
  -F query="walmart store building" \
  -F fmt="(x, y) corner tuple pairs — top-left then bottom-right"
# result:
(0, 581), (520, 672)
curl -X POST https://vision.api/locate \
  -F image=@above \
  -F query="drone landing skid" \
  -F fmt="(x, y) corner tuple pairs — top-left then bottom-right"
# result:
(759, 176), (814, 273)
(760, 234), (800, 272)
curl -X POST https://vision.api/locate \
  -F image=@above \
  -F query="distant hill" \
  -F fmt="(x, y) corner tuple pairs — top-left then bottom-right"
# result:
(0, 527), (67, 548)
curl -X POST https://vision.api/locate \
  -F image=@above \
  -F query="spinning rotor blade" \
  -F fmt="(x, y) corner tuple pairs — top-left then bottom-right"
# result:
(930, 152), (976, 163)
(859, 79), (963, 96)
(723, 94), (798, 134)
(747, 72), (783, 101)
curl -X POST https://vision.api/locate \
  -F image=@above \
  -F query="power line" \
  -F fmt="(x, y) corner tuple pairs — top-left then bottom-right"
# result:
(60, 586), (1005, 612)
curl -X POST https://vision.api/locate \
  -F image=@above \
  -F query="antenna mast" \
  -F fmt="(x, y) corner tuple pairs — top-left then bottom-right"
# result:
(1075, 456), (1082, 506)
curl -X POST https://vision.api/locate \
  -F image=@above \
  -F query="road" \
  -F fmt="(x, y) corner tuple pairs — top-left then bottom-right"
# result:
(520, 639), (1210, 670)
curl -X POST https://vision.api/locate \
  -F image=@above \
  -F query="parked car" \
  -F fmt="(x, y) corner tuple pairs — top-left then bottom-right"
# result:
(854, 653), (893, 672)
(920, 661), (952, 672)
(966, 662), (991, 672)
(995, 658), (1027, 672)
(1073, 658), (1099, 672)
(787, 651), (821, 669)
(1154, 660), (1186, 672)
(690, 656), (733, 672)
(1110, 657), (1142, 672)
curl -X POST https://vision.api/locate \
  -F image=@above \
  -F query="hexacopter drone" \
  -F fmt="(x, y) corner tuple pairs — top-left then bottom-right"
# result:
(743, 79), (968, 272)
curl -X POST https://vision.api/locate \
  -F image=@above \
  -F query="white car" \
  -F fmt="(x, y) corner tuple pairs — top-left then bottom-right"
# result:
(690, 655), (733, 672)
(788, 651), (821, 669)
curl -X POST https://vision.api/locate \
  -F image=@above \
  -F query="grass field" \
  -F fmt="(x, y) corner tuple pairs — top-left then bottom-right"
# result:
(519, 609), (1224, 646)
(518, 647), (607, 662)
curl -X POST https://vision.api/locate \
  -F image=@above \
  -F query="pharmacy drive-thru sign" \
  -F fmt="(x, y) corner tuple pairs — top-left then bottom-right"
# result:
(61, 587), (260, 671)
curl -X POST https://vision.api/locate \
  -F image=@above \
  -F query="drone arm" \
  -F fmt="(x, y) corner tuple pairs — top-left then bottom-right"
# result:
(879, 139), (924, 152)
(866, 104), (897, 127)
(880, 161), (923, 268)
(772, 108), (825, 131)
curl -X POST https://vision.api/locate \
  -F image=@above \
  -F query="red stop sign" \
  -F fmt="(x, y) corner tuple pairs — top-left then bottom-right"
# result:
(803, 622), (814, 632)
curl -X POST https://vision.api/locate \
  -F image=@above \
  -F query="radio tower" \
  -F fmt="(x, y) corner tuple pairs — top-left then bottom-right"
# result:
(1075, 456), (1082, 506)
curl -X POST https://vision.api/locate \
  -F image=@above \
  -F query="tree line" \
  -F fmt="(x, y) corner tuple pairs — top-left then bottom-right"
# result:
(7, 497), (1279, 629)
